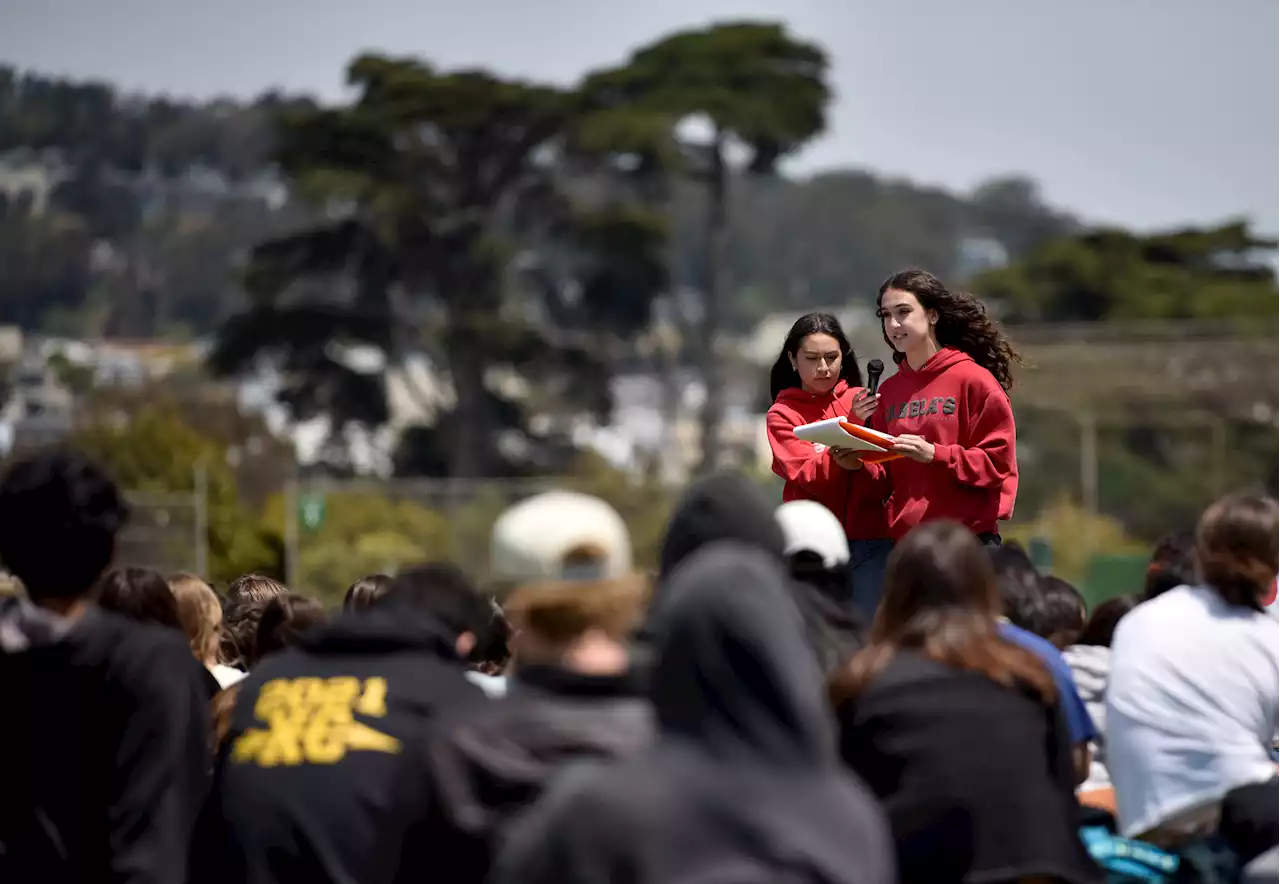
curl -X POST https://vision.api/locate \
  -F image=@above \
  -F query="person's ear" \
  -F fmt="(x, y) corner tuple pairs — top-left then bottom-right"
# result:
(927, 310), (939, 327)
(455, 631), (476, 659)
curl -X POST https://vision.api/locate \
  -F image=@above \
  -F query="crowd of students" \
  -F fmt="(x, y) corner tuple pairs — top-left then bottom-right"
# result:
(0, 446), (1275, 884)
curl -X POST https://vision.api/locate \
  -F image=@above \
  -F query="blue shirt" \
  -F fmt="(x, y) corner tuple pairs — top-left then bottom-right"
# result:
(998, 621), (1098, 745)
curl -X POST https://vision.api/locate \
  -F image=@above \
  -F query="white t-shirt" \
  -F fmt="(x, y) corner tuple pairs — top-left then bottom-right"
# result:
(1107, 585), (1279, 837)
(210, 662), (247, 689)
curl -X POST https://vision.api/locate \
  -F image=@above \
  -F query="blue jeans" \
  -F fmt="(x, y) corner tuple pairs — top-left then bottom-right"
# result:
(847, 532), (999, 623)
(847, 538), (893, 624)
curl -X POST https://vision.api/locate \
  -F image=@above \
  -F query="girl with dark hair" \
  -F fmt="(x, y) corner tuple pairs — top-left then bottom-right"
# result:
(343, 574), (393, 610)
(830, 521), (1098, 884)
(95, 566), (184, 632)
(766, 312), (891, 612)
(848, 269), (1020, 551)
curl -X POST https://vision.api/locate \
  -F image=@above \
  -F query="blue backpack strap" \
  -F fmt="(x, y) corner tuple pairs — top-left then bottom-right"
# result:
(1080, 825), (1181, 883)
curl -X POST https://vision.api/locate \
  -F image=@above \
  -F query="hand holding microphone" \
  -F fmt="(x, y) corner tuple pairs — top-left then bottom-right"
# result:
(851, 358), (883, 424)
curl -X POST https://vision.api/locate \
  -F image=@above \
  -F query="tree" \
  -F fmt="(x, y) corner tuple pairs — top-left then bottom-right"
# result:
(70, 399), (281, 583)
(580, 22), (832, 469)
(209, 54), (667, 478)
(261, 491), (454, 603)
(974, 220), (1279, 323)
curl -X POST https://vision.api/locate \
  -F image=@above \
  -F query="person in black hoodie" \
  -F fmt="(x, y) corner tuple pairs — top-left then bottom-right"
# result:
(191, 562), (489, 884)
(636, 471), (866, 677)
(491, 542), (895, 884)
(424, 572), (654, 882)
(0, 451), (211, 884)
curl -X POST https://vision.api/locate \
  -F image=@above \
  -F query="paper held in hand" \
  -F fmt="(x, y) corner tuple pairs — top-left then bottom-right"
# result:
(793, 417), (899, 452)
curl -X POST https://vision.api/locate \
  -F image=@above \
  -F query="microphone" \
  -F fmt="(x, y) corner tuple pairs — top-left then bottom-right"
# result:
(862, 359), (884, 426)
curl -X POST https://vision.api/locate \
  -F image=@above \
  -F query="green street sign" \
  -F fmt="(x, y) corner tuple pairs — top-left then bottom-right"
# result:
(299, 493), (326, 531)
(1028, 536), (1053, 571)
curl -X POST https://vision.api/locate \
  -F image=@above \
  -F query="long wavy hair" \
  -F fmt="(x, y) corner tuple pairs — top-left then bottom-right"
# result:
(877, 269), (1021, 392)
(829, 521), (1055, 707)
(769, 312), (862, 402)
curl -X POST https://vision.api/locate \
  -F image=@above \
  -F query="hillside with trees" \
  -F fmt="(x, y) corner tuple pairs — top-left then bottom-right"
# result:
(1, 20), (1276, 582)
(0, 57), (1083, 342)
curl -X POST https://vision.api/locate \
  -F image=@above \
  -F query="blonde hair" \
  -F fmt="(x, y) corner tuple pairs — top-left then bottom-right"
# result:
(504, 573), (650, 647)
(168, 572), (222, 665)
(0, 571), (24, 597)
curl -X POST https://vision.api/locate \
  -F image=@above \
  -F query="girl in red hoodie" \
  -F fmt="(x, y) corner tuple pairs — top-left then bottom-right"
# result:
(849, 269), (1020, 546)
(766, 312), (891, 616)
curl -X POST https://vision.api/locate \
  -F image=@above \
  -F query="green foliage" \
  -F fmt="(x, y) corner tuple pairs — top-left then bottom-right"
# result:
(0, 59), (1084, 345)
(581, 21), (833, 466)
(581, 22), (831, 176)
(560, 453), (676, 572)
(262, 491), (454, 604)
(45, 351), (94, 394)
(975, 221), (1279, 323)
(70, 401), (279, 583)
(207, 53), (667, 478)
(0, 211), (95, 331)
(1004, 496), (1150, 585)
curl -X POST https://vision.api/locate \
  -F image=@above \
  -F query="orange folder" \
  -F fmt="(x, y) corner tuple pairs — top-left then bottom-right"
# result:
(839, 421), (906, 464)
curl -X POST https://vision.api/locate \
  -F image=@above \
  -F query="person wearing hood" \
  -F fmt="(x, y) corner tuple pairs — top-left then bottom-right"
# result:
(191, 561), (489, 884)
(0, 451), (211, 884)
(639, 471), (865, 676)
(491, 542), (895, 884)
(766, 311), (892, 614)
(851, 269), (1020, 551)
(423, 573), (654, 883)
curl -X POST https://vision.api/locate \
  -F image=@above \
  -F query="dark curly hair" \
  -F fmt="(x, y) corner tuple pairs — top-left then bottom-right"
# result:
(0, 450), (130, 600)
(877, 269), (1021, 392)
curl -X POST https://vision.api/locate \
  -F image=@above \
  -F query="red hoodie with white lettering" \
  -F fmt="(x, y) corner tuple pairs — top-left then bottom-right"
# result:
(767, 379), (890, 541)
(863, 348), (1018, 539)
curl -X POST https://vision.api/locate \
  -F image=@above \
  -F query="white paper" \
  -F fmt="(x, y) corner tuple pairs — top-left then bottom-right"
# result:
(793, 417), (896, 452)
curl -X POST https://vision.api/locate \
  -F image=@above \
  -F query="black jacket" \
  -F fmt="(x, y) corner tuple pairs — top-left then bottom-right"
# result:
(0, 598), (211, 884)
(426, 663), (653, 881)
(837, 651), (1102, 884)
(191, 604), (485, 884)
(491, 543), (895, 884)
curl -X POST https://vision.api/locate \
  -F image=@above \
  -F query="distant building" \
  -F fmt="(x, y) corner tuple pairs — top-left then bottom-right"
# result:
(0, 148), (72, 216)
(955, 236), (1009, 279)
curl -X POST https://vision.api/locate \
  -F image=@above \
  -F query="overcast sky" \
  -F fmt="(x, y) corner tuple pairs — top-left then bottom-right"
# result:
(1, 0), (1276, 233)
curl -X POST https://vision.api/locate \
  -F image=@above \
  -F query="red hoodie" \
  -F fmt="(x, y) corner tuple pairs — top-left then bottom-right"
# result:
(863, 348), (1018, 540)
(767, 379), (890, 541)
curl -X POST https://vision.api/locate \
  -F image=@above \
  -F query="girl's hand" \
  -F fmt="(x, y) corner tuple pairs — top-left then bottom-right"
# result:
(831, 448), (864, 471)
(891, 434), (935, 464)
(850, 390), (880, 422)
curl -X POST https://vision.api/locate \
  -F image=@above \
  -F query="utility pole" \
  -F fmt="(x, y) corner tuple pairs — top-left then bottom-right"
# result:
(1079, 411), (1099, 558)
(193, 460), (208, 578)
(284, 475), (299, 588)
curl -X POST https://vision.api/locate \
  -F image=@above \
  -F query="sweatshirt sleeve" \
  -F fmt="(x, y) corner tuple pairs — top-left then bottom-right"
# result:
(766, 407), (839, 491)
(109, 636), (211, 884)
(932, 379), (1016, 489)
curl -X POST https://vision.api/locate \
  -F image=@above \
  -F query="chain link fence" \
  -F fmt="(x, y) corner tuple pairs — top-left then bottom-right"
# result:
(114, 488), (207, 576)
(279, 475), (682, 604)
